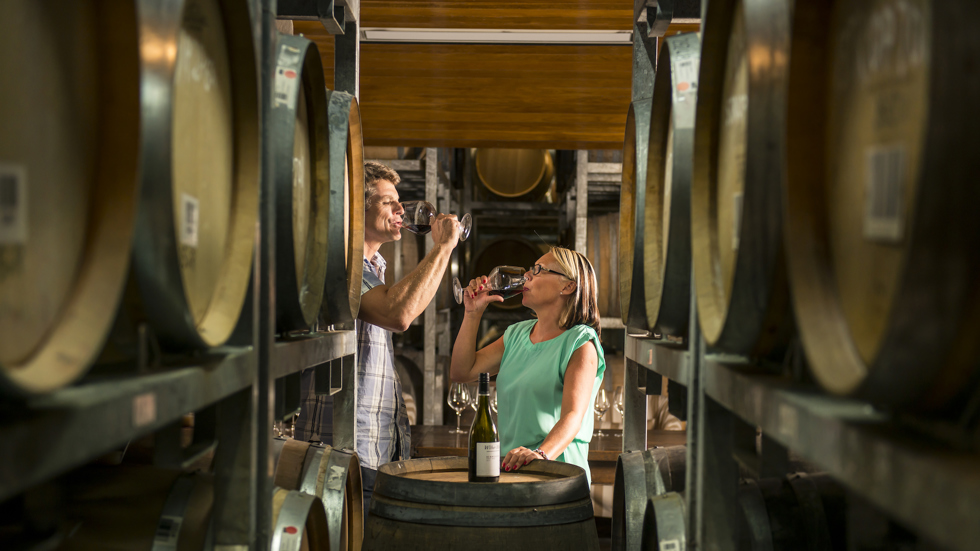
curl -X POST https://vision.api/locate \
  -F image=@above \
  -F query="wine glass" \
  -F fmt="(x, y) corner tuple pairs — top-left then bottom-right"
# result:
(468, 383), (480, 412)
(453, 265), (528, 304)
(490, 386), (498, 414)
(594, 388), (610, 437)
(614, 386), (625, 419)
(447, 383), (470, 434)
(401, 200), (472, 241)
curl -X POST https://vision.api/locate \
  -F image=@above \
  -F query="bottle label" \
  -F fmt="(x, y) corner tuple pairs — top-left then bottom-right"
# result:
(477, 442), (500, 477)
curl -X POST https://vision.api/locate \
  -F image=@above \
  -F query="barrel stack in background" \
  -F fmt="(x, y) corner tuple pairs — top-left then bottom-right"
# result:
(474, 149), (555, 201)
(784, 0), (980, 411)
(691, 0), (794, 359)
(272, 33), (331, 332)
(0, 0), (141, 396)
(639, 32), (701, 336)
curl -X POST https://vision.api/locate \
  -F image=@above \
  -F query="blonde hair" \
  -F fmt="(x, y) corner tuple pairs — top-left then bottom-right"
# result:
(364, 161), (401, 210)
(551, 246), (601, 338)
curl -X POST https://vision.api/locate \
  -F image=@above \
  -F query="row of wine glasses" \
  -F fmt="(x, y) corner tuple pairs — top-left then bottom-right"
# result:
(447, 382), (498, 434)
(593, 386), (626, 437)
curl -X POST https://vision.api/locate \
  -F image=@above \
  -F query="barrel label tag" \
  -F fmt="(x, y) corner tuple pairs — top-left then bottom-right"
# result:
(180, 193), (200, 248)
(660, 540), (681, 551)
(477, 442), (500, 477)
(864, 145), (907, 242)
(279, 525), (302, 549)
(153, 515), (182, 550)
(274, 45), (302, 110)
(133, 392), (157, 428)
(0, 164), (27, 244)
(326, 464), (346, 490)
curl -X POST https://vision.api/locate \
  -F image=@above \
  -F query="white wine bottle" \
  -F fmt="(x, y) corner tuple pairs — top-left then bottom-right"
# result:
(468, 373), (499, 482)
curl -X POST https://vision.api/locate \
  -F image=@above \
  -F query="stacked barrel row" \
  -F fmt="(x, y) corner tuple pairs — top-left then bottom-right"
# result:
(619, 0), (980, 413)
(0, 0), (364, 397)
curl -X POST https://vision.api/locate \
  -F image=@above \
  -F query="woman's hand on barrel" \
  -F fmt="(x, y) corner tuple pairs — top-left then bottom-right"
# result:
(502, 446), (543, 472)
(462, 275), (505, 313)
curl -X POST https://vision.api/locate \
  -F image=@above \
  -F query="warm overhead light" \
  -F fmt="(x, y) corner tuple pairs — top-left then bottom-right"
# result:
(360, 28), (633, 45)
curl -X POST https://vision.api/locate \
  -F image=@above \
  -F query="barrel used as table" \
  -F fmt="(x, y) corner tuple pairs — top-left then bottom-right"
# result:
(61, 465), (213, 551)
(363, 456), (599, 551)
(272, 33), (331, 332)
(132, 0), (259, 350)
(474, 149), (554, 200)
(321, 91), (365, 327)
(0, 1), (140, 395)
(691, 0), (794, 358)
(274, 438), (364, 551)
(640, 32), (700, 336)
(783, 0), (980, 410)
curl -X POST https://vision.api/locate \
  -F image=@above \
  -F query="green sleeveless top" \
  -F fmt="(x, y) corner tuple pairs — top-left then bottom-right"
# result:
(496, 319), (606, 485)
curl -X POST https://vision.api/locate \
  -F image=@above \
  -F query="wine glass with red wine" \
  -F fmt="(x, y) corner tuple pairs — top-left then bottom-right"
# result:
(400, 200), (472, 241)
(453, 265), (527, 304)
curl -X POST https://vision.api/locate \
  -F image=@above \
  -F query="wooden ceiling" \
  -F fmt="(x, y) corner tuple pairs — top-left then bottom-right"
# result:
(294, 2), (698, 150)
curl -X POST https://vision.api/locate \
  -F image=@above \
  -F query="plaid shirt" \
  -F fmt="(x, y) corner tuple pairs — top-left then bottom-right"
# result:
(295, 253), (410, 470)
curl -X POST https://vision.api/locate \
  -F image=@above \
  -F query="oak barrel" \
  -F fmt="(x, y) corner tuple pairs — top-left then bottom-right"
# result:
(363, 457), (599, 551)
(0, 1), (140, 395)
(737, 474), (845, 551)
(133, 0), (259, 350)
(586, 213), (621, 320)
(275, 438), (364, 551)
(474, 149), (555, 200)
(612, 446), (686, 551)
(640, 493), (687, 551)
(272, 487), (331, 551)
(691, 0), (794, 357)
(321, 91), (365, 327)
(471, 237), (547, 309)
(784, 0), (980, 409)
(619, 99), (653, 329)
(61, 465), (213, 550)
(273, 34), (331, 332)
(641, 33), (700, 336)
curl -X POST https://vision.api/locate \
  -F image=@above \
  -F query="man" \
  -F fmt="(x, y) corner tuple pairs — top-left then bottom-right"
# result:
(295, 161), (460, 515)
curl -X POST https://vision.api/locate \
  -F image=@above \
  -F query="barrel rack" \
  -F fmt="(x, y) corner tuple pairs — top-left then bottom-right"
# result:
(621, 3), (980, 551)
(0, 1), (362, 549)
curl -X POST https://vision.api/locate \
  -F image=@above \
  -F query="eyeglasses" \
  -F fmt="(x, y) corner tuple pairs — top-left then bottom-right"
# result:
(530, 264), (570, 279)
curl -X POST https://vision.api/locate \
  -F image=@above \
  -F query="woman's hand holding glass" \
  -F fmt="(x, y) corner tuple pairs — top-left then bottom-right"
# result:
(454, 265), (527, 307)
(456, 274), (508, 312)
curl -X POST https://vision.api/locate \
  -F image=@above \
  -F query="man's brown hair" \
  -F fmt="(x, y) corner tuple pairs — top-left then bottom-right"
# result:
(364, 161), (401, 210)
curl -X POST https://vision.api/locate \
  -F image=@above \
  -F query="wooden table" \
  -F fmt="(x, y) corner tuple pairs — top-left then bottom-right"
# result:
(409, 425), (687, 485)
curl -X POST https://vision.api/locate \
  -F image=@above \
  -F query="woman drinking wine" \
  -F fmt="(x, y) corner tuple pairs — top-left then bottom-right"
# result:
(449, 247), (605, 484)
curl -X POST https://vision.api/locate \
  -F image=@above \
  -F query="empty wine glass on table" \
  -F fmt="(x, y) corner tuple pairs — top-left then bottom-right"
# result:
(401, 200), (472, 241)
(468, 383), (480, 412)
(594, 388), (610, 438)
(448, 382), (470, 434)
(490, 386), (498, 414)
(453, 265), (527, 304)
(614, 386), (625, 421)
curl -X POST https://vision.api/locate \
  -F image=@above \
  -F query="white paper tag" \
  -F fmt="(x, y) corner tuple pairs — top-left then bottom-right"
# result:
(153, 515), (182, 551)
(733, 191), (744, 250)
(133, 392), (157, 428)
(279, 524), (303, 549)
(864, 145), (907, 243)
(476, 442), (500, 477)
(274, 45), (302, 110)
(660, 540), (681, 551)
(673, 57), (699, 104)
(0, 164), (27, 244)
(180, 193), (200, 248)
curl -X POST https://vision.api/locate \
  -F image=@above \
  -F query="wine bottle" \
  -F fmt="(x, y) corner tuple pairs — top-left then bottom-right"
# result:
(468, 373), (500, 482)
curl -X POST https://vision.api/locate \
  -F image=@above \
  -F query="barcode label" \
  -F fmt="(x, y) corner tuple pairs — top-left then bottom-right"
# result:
(0, 164), (27, 244)
(864, 146), (907, 242)
(153, 515), (182, 550)
(733, 192), (744, 250)
(274, 44), (302, 110)
(661, 540), (681, 551)
(180, 193), (199, 248)
(133, 392), (157, 428)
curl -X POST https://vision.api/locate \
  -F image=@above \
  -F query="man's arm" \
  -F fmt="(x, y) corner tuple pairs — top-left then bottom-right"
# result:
(358, 214), (459, 332)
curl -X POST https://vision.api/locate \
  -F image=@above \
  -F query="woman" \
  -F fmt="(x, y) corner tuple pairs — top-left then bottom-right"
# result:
(450, 246), (605, 484)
